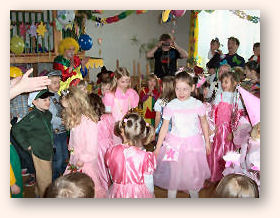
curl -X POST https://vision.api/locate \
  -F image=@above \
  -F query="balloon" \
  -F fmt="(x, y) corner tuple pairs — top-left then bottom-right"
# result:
(171, 10), (186, 17)
(10, 35), (25, 54)
(10, 66), (23, 78)
(57, 10), (75, 26)
(78, 34), (93, 51)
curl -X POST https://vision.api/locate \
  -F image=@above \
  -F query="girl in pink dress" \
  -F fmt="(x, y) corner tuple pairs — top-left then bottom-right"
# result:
(208, 71), (244, 182)
(154, 71), (211, 198)
(105, 113), (156, 198)
(61, 87), (103, 198)
(88, 93), (114, 198)
(103, 67), (139, 144)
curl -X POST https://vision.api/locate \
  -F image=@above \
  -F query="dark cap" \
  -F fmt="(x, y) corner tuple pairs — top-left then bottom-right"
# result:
(28, 89), (54, 107)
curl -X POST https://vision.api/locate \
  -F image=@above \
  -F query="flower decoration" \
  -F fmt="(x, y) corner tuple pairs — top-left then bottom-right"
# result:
(36, 22), (47, 37)
(19, 22), (27, 37)
(28, 23), (37, 38)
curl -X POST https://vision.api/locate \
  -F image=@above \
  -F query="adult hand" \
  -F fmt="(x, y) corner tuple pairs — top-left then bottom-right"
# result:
(10, 68), (51, 99)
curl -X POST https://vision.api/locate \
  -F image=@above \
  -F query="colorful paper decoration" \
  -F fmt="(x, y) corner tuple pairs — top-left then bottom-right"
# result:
(81, 10), (147, 25)
(28, 23), (37, 38)
(19, 22), (27, 37)
(86, 58), (104, 69)
(36, 22), (47, 37)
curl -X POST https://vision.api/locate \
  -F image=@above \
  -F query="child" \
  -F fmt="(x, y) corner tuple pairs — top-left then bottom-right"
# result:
(154, 76), (175, 137)
(249, 42), (260, 64)
(44, 172), (95, 198)
(208, 71), (244, 183)
(47, 70), (69, 181)
(206, 37), (222, 74)
(139, 74), (160, 126)
(88, 93), (114, 198)
(154, 71), (211, 198)
(103, 67), (139, 121)
(96, 66), (114, 97)
(244, 61), (260, 98)
(215, 174), (259, 198)
(105, 113), (156, 198)
(12, 89), (55, 197)
(53, 37), (89, 94)
(103, 67), (139, 144)
(61, 87), (103, 198)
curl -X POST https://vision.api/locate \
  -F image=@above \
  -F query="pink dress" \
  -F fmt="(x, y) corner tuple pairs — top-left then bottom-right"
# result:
(63, 115), (103, 198)
(97, 113), (114, 198)
(204, 102), (215, 143)
(208, 92), (237, 182)
(103, 87), (139, 145)
(154, 97), (211, 191)
(105, 144), (156, 198)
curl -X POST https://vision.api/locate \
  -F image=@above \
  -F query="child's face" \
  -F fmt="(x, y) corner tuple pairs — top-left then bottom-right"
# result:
(64, 46), (75, 59)
(61, 96), (68, 108)
(203, 87), (209, 99)
(221, 77), (234, 92)
(148, 79), (156, 90)
(175, 80), (194, 101)
(253, 46), (260, 56)
(101, 83), (110, 95)
(48, 76), (60, 93)
(210, 42), (219, 51)
(33, 97), (51, 111)
(227, 39), (238, 55)
(245, 67), (258, 83)
(117, 76), (130, 91)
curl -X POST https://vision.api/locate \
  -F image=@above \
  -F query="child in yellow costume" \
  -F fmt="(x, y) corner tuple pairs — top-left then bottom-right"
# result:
(53, 37), (89, 95)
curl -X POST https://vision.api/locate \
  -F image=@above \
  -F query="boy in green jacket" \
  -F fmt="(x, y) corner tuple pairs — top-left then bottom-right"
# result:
(12, 89), (54, 197)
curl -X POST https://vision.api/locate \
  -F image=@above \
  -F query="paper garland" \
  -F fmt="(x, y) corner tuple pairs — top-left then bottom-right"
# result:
(83, 10), (147, 24)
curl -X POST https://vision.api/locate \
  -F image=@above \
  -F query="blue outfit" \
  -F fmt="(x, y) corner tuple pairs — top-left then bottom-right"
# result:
(220, 53), (245, 68)
(154, 98), (172, 135)
(49, 92), (69, 181)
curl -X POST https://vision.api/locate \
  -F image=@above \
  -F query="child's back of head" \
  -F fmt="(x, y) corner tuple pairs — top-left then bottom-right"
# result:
(88, 93), (105, 120)
(44, 172), (95, 198)
(215, 174), (259, 198)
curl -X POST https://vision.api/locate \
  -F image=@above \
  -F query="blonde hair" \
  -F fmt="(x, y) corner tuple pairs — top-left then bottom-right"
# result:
(58, 37), (79, 55)
(77, 80), (88, 89)
(110, 67), (131, 93)
(44, 172), (95, 198)
(114, 112), (155, 146)
(160, 76), (176, 103)
(62, 86), (98, 129)
(215, 174), (259, 198)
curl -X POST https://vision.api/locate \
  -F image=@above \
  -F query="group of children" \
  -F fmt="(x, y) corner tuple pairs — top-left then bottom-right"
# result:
(10, 36), (260, 198)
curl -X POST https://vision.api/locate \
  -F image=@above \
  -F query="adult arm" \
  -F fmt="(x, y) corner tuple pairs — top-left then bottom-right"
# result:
(173, 42), (188, 59)
(10, 68), (51, 99)
(146, 41), (162, 58)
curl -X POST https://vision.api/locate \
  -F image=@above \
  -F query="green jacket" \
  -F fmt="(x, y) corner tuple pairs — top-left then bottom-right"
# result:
(12, 107), (54, 161)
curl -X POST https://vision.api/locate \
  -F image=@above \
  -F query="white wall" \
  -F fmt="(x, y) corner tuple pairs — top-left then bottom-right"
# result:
(85, 10), (190, 81)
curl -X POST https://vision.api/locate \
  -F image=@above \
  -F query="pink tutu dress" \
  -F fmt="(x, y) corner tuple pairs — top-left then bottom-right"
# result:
(208, 91), (242, 182)
(154, 97), (211, 191)
(63, 115), (103, 198)
(105, 144), (156, 198)
(97, 113), (115, 198)
(103, 87), (139, 145)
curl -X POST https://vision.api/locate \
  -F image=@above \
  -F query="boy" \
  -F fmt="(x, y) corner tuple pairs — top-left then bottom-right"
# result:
(47, 70), (69, 181)
(12, 89), (54, 197)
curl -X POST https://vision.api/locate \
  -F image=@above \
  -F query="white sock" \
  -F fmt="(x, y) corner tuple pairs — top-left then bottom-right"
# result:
(189, 190), (199, 198)
(168, 190), (177, 198)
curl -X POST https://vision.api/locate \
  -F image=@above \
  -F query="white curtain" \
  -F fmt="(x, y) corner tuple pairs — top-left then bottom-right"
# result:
(197, 10), (260, 68)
